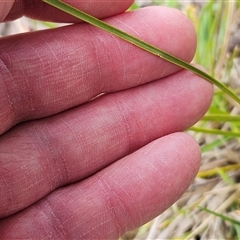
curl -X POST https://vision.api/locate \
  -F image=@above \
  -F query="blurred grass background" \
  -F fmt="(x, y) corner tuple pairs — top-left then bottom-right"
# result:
(1, 0), (240, 239)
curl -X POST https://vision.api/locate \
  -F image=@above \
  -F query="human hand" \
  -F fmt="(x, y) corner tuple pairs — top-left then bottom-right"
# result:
(0, 1), (213, 239)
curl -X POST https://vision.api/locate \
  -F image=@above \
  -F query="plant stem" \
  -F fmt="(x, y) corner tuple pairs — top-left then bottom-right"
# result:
(43, 0), (240, 105)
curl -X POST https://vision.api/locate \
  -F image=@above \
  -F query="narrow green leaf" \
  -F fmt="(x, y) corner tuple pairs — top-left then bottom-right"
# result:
(216, 168), (235, 185)
(43, 0), (240, 105)
(198, 206), (240, 226)
(201, 114), (240, 122)
(190, 127), (240, 137)
(200, 136), (231, 153)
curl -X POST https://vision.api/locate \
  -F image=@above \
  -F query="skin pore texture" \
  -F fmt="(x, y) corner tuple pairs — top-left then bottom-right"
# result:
(0, 0), (213, 239)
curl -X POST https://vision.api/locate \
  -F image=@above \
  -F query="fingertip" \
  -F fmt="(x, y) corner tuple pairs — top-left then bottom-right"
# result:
(170, 132), (202, 175)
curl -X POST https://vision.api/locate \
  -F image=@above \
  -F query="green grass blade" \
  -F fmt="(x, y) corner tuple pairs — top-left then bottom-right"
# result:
(216, 168), (235, 185)
(201, 114), (240, 122)
(190, 127), (240, 138)
(43, 0), (240, 105)
(198, 206), (240, 226)
(200, 136), (232, 153)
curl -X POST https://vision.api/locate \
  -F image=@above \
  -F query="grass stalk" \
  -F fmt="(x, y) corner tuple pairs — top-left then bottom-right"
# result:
(43, 0), (240, 105)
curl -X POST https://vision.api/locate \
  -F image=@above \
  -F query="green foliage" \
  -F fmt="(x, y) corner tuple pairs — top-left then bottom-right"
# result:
(199, 206), (240, 226)
(194, 1), (227, 75)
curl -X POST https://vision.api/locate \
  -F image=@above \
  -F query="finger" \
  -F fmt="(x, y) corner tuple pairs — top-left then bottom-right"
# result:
(0, 7), (197, 134)
(0, 0), (14, 22)
(0, 69), (212, 218)
(4, 0), (134, 22)
(0, 132), (200, 239)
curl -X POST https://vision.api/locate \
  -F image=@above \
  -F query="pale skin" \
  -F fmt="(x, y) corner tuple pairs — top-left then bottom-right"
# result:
(0, 0), (213, 239)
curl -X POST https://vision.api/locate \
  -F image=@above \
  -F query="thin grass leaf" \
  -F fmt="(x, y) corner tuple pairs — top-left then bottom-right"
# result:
(200, 136), (232, 153)
(198, 206), (240, 226)
(43, 0), (240, 105)
(216, 168), (235, 185)
(233, 224), (240, 240)
(197, 164), (240, 178)
(190, 127), (240, 137)
(201, 114), (240, 122)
